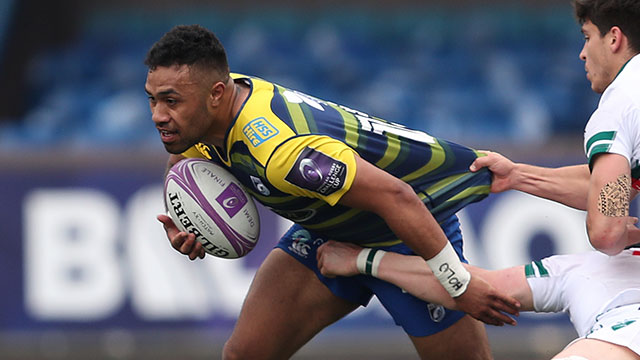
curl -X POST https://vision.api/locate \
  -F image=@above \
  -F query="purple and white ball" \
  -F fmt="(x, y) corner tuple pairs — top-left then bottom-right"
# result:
(164, 158), (260, 259)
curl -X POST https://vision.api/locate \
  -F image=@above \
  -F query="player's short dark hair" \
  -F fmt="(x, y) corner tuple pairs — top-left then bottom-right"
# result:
(144, 24), (229, 77)
(573, 0), (640, 53)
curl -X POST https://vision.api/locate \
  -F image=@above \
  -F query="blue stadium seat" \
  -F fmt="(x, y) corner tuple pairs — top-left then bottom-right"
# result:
(0, 7), (590, 149)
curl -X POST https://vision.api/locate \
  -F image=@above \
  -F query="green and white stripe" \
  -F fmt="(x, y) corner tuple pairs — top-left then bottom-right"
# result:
(525, 260), (549, 278)
(586, 131), (617, 161)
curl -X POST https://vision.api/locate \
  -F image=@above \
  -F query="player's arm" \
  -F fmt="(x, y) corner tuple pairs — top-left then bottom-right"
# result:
(470, 151), (590, 210)
(339, 155), (520, 326)
(157, 153), (206, 260)
(316, 241), (533, 313)
(586, 153), (639, 255)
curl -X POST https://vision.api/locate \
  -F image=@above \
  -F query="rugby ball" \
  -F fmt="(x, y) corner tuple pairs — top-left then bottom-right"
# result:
(164, 158), (260, 258)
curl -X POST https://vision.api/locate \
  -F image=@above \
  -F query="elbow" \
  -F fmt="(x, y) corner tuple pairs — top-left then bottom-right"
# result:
(589, 236), (621, 256)
(375, 180), (423, 217)
(587, 220), (626, 255)
(390, 181), (423, 207)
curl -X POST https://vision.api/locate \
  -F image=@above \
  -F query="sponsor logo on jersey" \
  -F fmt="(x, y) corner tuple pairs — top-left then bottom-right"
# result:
(427, 303), (446, 323)
(288, 229), (312, 258)
(195, 143), (214, 159)
(612, 320), (636, 331)
(215, 183), (248, 218)
(285, 147), (346, 196)
(250, 175), (271, 196)
(243, 117), (279, 147)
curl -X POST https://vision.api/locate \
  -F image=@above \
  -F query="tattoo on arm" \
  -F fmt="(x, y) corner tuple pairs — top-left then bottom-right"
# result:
(597, 174), (631, 217)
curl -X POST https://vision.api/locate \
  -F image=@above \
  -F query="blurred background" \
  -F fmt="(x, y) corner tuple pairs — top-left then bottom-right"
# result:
(0, 0), (621, 359)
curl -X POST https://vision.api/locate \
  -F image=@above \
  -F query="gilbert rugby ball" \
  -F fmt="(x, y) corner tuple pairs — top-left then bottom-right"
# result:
(164, 158), (260, 258)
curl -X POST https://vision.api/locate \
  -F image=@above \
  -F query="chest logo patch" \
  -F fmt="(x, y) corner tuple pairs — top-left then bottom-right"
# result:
(286, 147), (346, 196)
(243, 117), (279, 147)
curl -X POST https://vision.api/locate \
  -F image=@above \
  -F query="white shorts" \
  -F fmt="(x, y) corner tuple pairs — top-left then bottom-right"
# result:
(582, 303), (640, 356)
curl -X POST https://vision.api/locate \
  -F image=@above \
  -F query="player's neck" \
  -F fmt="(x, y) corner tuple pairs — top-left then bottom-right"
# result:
(231, 79), (249, 117)
(205, 79), (248, 149)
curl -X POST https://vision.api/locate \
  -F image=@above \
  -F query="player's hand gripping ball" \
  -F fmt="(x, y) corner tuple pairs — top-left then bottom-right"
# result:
(164, 158), (260, 258)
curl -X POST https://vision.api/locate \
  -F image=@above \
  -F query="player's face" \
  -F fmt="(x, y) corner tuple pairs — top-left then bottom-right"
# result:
(145, 64), (213, 154)
(579, 20), (615, 94)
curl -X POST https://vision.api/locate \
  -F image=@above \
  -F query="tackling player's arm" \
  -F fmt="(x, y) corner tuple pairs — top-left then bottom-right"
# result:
(339, 155), (520, 326)
(316, 240), (532, 315)
(157, 153), (206, 260)
(586, 153), (639, 255)
(470, 151), (591, 210)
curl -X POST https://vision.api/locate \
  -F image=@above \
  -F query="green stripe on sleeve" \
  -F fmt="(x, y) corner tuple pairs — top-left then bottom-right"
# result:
(524, 263), (535, 278)
(587, 143), (613, 161)
(586, 131), (616, 152)
(534, 260), (549, 277)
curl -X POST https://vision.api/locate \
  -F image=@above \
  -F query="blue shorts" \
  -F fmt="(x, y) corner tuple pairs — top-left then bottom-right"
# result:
(275, 214), (468, 337)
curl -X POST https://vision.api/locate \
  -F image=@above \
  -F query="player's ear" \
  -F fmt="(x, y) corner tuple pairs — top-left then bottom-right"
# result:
(608, 26), (625, 53)
(209, 81), (226, 107)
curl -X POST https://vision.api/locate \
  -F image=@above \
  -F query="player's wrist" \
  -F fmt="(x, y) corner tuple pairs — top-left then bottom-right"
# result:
(509, 162), (524, 190)
(425, 242), (471, 298)
(356, 248), (387, 277)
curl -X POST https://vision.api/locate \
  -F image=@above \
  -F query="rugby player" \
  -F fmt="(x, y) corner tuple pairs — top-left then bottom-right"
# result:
(145, 24), (519, 360)
(317, 239), (640, 359)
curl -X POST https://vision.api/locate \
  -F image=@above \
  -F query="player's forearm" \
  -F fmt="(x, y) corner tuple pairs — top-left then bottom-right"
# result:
(376, 252), (457, 309)
(363, 179), (450, 259)
(375, 186), (472, 298)
(339, 156), (470, 297)
(375, 255), (533, 311)
(583, 154), (638, 255)
(586, 217), (629, 255)
(466, 265), (534, 311)
(511, 163), (590, 210)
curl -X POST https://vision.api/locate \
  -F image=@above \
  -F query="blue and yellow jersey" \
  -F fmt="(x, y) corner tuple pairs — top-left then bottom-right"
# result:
(183, 73), (491, 247)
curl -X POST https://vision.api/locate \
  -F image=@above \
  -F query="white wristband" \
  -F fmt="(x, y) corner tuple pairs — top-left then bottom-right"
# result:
(425, 242), (471, 298)
(356, 248), (387, 277)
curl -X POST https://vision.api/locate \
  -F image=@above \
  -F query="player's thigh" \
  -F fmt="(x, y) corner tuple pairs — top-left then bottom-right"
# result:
(409, 315), (491, 360)
(223, 248), (359, 360)
(552, 338), (640, 360)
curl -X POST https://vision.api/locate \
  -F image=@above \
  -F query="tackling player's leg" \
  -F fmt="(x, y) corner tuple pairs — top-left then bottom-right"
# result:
(222, 248), (359, 360)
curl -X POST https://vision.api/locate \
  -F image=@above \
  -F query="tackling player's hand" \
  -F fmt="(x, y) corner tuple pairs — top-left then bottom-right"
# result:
(157, 214), (206, 260)
(317, 240), (361, 278)
(454, 275), (520, 326)
(469, 151), (516, 193)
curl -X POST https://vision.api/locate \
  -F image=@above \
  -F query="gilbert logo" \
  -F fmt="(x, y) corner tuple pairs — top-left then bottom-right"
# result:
(243, 117), (279, 147)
